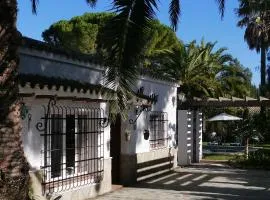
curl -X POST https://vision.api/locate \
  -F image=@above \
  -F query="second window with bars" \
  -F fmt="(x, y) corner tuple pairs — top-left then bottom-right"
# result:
(149, 111), (168, 149)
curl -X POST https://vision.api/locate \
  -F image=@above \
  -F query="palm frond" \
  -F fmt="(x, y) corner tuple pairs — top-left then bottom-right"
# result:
(30, 0), (38, 14)
(86, 0), (98, 8)
(169, 0), (180, 31)
(216, 0), (225, 18)
(100, 0), (158, 118)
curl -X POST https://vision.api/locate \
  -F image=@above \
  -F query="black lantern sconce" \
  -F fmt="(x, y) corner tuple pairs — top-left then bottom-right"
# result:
(129, 104), (151, 124)
(143, 129), (150, 140)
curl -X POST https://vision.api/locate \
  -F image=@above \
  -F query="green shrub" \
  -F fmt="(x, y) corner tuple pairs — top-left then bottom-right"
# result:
(229, 149), (270, 169)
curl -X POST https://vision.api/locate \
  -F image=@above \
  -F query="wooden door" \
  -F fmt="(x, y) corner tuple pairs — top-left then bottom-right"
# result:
(110, 115), (121, 184)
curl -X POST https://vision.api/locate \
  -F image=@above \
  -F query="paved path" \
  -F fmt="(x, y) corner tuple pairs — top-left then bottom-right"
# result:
(93, 162), (270, 200)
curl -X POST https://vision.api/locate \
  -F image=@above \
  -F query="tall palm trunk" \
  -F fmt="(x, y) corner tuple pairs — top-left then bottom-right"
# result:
(260, 44), (267, 116)
(0, 0), (29, 199)
(261, 44), (266, 95)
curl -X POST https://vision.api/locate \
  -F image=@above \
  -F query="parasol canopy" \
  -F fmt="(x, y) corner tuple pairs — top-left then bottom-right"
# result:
(207, 113), (242, 121)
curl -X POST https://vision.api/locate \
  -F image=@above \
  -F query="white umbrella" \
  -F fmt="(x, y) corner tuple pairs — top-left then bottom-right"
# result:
(207, 113), (242, 121)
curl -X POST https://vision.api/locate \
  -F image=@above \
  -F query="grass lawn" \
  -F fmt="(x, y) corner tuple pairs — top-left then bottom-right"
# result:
(203, 153), (236, 161)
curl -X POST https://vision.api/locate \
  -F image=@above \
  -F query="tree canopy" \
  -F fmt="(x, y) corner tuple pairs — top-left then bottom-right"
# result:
(148, 40), (255, 98)
(43, 13), (254, 99)
(42, 12), (182, 56)
(237, 0), (270, 94)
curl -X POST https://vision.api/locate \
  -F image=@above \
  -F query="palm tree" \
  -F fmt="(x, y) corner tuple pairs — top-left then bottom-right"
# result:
(151, 40), (252, 98)
(0, 0), (226, 199)
(217, 59), (253, 97)
(91, 0), (227, 117)
(0, 1), (95, 199)
(89, 0), (226, 31)
(237, 0), (270, 96)
(149, 40), (231, 98)
(0, 1), (32, 199)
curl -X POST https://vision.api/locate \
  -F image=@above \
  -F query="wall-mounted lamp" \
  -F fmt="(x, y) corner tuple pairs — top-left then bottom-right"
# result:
(129, 104), (151, 124)
(178, 92), (186, 103)
(143, 129), (150, 140)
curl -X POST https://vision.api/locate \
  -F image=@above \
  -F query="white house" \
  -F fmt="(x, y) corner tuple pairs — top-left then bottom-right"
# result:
(19, 37), (179, 200)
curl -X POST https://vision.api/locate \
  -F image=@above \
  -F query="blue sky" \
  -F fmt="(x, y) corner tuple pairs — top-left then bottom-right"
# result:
(17, 0), (260, 85)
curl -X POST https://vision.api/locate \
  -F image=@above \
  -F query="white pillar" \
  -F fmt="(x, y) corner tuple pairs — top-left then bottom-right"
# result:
(195, 111), (203, 162)
(178, 110), (193, 166)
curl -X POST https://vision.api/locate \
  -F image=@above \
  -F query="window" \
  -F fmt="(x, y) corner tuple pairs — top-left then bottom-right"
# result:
(149, 111), (168, 149)
(42, 107), (104, 194)
(51, 114), (63, 178)
(66, 115), (75, 175)
(77, 114), (99, 174)
(77, 115), (88, 173)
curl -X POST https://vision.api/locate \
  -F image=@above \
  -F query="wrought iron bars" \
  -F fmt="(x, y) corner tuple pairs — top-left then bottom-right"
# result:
(36, 98), (107, 195)
(149, 111), (168, 149)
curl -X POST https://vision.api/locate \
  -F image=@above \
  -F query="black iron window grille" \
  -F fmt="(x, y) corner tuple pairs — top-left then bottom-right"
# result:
(37, 100), (106, 195)
(149, 111), (168, 149)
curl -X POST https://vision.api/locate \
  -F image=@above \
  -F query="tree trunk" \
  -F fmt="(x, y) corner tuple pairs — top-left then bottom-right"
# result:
(0, 1), (29, 199)
(260, 45), (266, 95)
(245, 138), (249, 160)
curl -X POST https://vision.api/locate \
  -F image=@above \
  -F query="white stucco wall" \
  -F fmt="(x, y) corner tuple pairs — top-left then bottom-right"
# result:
(21, 98), (110, 170)
(19, 46), (179, 158)
(21, 98), (45, 170)
(121, 77), (178, 155)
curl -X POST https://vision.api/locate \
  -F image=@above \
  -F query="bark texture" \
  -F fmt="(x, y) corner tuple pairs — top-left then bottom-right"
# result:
(260, 44), (266, 95)
(0, 0), (29, 199)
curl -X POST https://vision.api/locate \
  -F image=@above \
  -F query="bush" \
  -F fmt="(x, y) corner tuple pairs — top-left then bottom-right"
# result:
(229, 149), (270, 169)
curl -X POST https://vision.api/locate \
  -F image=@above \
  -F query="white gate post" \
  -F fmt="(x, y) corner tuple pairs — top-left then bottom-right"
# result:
(178, 110), (193, 165)
(195, 111), (203, 162)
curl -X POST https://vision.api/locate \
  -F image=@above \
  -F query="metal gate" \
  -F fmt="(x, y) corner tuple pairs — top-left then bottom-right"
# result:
(36, 99), (108, 195)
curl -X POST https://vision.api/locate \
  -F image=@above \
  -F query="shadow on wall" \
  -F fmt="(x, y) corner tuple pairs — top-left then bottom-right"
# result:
(132, 79), (178, 153)
(22, 105), (44, 170)
(19, 54), (103, 85)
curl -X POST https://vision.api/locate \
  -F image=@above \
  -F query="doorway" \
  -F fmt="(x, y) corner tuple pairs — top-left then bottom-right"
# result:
(110, 115), (121, 184)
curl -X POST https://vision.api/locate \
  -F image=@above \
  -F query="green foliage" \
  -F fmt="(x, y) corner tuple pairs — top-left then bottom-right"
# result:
(217, 59), (254, 98)
(230, 149), (270, 169)
(143, 20), (182, 66)
(43, 12), (182, 119)
(98, 1), (159, 119)
(203, 153), (236, 161)
(237, 0), (270, 52)
(84, 0), (227, 31)
(150, 39), (254, 98)
(253, 110), (270, 142)
(42, 12), (182, 57)
(249, 149), (270, 166)
(235, 109), (262, 140)
(42, 12), (115, 54)
(237, 0), (270, 91)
